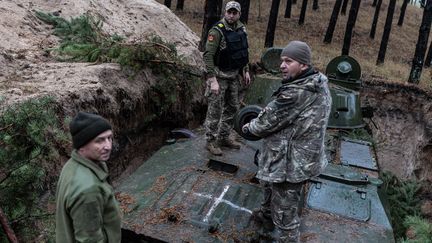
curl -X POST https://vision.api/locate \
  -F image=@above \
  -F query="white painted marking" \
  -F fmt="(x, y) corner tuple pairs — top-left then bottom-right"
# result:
(203, 185), (230, 223)
(182, 185), (252, 223)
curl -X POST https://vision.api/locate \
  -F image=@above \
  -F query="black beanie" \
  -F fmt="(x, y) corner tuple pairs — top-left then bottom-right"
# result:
(69, 112), (112, 149)
(281, 40), (312, 65)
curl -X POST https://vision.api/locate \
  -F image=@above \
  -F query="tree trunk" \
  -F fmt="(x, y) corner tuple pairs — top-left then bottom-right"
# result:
(377, 0), (397, 65)
(199, 0), (220, 51)
(265, 0), (281, 47)
(238, 0), (251, 24)
(217, 0), (223, 16)
(425, 40), (432, 67)
(313, 0), (319, 10)
(341, 0), (349, 15)
(285, 0), (292, 18)
(176, 0), (185, 11)
(164, 0), (172, 9)
(293, 0), (297, 4)
(299, 0), (308, 25)
(372, 0), (377, 6)
(342, 0), (361, 55)
(324, 0), (343, 43)
(408, 0), (432, 83)
(370, 0), (382, 39)
(0, 207), (18, 243)
(398, 0), (410, 26)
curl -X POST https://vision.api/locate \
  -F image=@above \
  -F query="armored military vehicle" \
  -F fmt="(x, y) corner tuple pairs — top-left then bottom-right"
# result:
(116, 49), (395, 242)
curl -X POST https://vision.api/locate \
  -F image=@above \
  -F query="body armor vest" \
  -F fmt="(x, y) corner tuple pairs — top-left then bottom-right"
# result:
(214, 22), (249, 71)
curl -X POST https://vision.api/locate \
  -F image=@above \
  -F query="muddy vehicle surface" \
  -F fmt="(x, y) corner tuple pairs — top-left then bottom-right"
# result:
(116, 50), (395, 242)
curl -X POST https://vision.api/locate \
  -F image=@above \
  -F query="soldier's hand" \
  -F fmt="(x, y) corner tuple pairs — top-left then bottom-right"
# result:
(242, 123), (250, 134)
(207, 77), (219, 95)
(243, 71), (251, 86)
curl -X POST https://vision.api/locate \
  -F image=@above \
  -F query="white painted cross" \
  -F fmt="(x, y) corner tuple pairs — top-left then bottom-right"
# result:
(183, 184), (252, 223)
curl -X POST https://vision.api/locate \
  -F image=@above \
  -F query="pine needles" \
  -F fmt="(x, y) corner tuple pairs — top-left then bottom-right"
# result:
(0, 96), (67, 240)
(401, 216), (432, 243)
(381, 171), (426, 241)
(34, 11), (185, 70)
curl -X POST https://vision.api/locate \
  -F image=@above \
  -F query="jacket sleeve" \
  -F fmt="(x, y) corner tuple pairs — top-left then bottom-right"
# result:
(69, 187), (106, 243)
(203, 28), (222, 78)
(248, 87), (316, 138)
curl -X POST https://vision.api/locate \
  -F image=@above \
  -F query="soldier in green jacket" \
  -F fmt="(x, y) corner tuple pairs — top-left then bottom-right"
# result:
(243, 41), (332, 242)
(203, 1), (251, 156)
(56, 112), (121, 243)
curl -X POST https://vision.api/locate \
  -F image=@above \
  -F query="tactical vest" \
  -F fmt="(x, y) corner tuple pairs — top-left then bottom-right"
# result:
(214, 22), (249, 71)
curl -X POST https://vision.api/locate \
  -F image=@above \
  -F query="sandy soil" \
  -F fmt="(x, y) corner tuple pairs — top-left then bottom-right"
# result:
(0, 0), (204, 107)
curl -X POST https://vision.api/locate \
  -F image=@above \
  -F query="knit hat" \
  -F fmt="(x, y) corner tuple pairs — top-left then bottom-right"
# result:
(69, 112), (112, 149)
(226, 1), (241, 12)
(281, 40), (312, 65)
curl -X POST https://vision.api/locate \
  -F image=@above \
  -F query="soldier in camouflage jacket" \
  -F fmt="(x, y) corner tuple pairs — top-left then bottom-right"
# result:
(244, 41), (331, 242)
(203, 1), (251, 156)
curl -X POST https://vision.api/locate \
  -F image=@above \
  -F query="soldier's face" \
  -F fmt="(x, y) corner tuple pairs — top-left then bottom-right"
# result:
(224, 9), (240, 24)
(78, 130), (113, 162)
(280, 56), (308, 80)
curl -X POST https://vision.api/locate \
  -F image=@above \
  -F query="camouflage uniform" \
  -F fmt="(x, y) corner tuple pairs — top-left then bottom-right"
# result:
(203, 18), (249, 143)
(248, 68), (332, 242)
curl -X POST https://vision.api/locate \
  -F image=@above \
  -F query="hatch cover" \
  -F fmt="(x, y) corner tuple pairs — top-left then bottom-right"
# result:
(307, 179), (371, 222)
(340, 138), (377, 170)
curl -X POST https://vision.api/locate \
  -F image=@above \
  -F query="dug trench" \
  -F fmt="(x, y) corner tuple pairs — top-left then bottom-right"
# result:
(4, 64), (432, 239)
(84, 73), (432, 222)
(57, 73), (432, 220)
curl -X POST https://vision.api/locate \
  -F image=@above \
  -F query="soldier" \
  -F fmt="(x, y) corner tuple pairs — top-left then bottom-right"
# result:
(243, 41), (332, 242)
(56, 112), (121, 243)
(203, 1), (251, 156)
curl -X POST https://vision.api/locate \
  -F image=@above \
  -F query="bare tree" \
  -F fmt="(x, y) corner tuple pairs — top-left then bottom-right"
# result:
(176, 0), (185, 11)
(313, 0), (319, 10)
(398, 0), (410, 26)
(370, 0), (383, 39)
(164, 0), (172, 9)
(341, 0), (349, 15)
(199, 0), (221, 51)
(377, 0), (397, 64)
(372, 0), (378, 6)
(324, 0), (343, 43)
(342, 0), (361, 55)
(265, 0), (281, 47)
(238, 0), (251, 24)
(285, 0), (293, 18)
(426, 40), (432, 67)
(299, 0), (308, 25)
(293, 0), (297, 3)
(408, 0), (432, 83)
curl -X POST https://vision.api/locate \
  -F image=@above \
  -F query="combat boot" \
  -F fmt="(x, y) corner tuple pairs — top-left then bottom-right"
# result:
(206, 141), (222, 156)
(218, 137), (241, 149)
(252, 209), (275, 232)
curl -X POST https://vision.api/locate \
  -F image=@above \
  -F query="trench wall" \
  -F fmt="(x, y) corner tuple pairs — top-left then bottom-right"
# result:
(362, 80), (432, 181)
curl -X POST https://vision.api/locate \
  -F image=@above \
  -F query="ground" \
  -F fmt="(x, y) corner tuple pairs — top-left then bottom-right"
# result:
(1, 0), (432, 240)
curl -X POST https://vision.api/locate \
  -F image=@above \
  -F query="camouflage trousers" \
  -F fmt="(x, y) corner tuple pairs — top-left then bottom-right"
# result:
(259, 180), (304, 243)
(204, 76), (239, 142)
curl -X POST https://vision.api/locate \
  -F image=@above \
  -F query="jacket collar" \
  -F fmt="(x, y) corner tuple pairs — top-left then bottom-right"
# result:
(71, 150), (109, 181)
(273, 67), (324, 96)
(281, 66), (316, 84)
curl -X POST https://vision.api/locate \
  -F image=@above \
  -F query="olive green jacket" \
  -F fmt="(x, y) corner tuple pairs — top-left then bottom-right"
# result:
(55, 150), (121, 243)
(203, 18), (249, 78)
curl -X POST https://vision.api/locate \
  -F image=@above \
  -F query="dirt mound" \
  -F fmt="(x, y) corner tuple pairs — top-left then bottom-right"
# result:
(0, 0), (204, 106)
(363, 79), (432, 181)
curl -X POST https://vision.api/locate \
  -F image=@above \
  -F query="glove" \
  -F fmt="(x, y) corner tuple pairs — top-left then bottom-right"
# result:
(242, 123), (250, 134)
(207, 76), (219, 95)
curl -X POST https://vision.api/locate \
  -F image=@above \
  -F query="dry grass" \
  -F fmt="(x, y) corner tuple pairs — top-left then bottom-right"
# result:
(157, 0), (432, 88)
